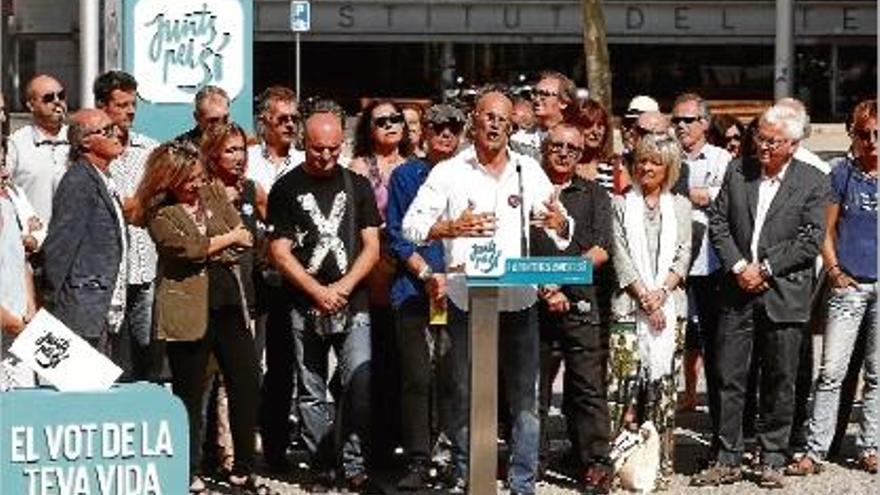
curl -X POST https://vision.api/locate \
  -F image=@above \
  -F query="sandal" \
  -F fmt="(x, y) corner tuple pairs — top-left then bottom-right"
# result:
(784, 455), (823, 476)
(857, 451), (878, 474)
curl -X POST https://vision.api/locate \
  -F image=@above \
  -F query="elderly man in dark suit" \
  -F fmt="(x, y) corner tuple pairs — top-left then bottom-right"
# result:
(43, 108), (127, 361)
(691, 104), (829, 488)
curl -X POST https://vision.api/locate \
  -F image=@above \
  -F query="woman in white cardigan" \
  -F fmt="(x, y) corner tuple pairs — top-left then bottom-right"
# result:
(608, 134), (692, 486)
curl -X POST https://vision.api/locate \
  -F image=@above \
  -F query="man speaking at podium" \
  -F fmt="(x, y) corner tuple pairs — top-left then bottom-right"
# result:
(403, 89), (572, 495)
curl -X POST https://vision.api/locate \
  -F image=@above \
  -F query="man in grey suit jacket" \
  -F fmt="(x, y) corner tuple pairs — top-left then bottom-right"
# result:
(43, 109), (127, 360)
(692, 105), (830, 488)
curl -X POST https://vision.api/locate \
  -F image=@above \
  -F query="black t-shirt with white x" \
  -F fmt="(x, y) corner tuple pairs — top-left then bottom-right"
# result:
(267, 165), (381, 312)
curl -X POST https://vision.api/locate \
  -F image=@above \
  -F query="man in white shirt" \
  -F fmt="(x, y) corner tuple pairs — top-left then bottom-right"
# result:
(6, 75), (69, 225)
(510, 72), (576, 161)
(403, 90), (571, 495)
(96, 71), (159, 381)
(672, 93), (732, 424)
(696, 104), (829, 488)
(247, 86), (305, 192)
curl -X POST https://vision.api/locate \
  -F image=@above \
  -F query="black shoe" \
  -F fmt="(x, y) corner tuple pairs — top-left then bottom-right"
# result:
(582, 462), (613, 494)
(397, 461), (432, 491)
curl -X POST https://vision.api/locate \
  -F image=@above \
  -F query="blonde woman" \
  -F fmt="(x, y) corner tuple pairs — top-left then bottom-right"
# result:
(608, 134), (692, 486)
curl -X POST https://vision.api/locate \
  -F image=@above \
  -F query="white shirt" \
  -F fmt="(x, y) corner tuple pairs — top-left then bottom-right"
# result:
(6, 124), (70, 224)
(750, 162), (790, 262)
(403, 145), (572, 312)
(246, 142), (305, 193)
(97, 168), (128, 334)
(686, 142), (732, 275)
(109, 131), (158, 285)
(509, 128), (545, 162)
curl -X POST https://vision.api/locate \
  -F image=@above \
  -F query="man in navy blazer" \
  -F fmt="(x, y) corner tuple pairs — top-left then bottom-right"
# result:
(692, 104), (830, 488)
(43, 109), (127, 359)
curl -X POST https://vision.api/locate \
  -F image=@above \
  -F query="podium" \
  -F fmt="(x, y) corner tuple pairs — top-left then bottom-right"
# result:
(465, 257), (592, 493)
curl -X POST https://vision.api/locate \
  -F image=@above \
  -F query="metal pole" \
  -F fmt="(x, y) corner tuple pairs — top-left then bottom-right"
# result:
(468, 287), (499, 495)
(829, 43), (839, 119)
(80, 0), (100, 107)
(774, 0), (794, 100)
(295, 32), (301, 101)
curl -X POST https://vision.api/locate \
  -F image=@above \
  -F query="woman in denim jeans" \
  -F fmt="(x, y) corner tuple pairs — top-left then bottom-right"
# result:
(789, 99), (878, 475)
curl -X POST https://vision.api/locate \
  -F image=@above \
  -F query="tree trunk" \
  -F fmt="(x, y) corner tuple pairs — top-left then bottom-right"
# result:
(582, 0), (612, 113)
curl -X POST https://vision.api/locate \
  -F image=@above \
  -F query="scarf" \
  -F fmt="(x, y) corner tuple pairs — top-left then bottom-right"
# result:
(623, 190), (678, 381)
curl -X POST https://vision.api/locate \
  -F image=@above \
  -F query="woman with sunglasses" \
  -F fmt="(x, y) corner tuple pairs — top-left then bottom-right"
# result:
(788, 99), (878, 476)
(349, 100), (415, 463)
(133, 142), (262, 494)
(385, 104), (465, 490)
(709, 114), (746, 158)
(609, 134), (692, 487)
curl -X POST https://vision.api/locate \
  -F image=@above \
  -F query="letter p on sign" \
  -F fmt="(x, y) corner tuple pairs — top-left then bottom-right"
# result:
(290, 1), (311, 32)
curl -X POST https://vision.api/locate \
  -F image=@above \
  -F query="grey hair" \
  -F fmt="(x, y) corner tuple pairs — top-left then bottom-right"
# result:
(67, 116), (88, 162)
(194, 85), (229, 112)
(761, 104), (805, 141)
(776, 97), (811, 138)
(673, 92), (710, 118)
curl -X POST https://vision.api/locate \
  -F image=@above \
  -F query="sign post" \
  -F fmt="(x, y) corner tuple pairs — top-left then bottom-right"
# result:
(466, 257), (592, 493)
(290, 0), (311, 101)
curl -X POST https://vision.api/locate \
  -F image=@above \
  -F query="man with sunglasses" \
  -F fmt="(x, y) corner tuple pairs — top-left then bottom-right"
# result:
(6, 75), (69, 226)
(510, 71), (577, 161)
(385, 103), (465, 490)
(43, 109), (128, 364)
(533, 123), (614, 493)
(671, 94), (732, 435)
(93, 71), (159, 382)
(173, 85), (230, 146)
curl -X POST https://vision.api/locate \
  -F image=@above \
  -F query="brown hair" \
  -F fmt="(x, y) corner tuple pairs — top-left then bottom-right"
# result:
(130, 141), (201, 226)
(570, 98), (611, 159)
(850, 99), (877, 134)
(200, 121), (248, 181)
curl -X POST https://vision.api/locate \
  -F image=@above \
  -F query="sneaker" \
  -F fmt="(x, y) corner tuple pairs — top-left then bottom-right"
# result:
(690, 464), (743, 487)
(397, 461), (431, 491)
(582, 463), (613, 494)
(857, 451), (878, 474)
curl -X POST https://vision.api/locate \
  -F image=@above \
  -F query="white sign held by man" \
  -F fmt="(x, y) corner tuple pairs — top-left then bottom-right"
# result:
(9, 309), (122, 391)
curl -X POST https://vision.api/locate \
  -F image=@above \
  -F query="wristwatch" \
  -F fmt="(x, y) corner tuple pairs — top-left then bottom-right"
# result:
(417, 265), (434, 282)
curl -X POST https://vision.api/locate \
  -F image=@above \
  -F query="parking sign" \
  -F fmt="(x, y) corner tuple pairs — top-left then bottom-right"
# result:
(290, 1), (310, 32)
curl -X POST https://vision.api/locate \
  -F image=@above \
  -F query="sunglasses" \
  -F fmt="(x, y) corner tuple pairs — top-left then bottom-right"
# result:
(547, 141), (584, 159)
(430, 121), (464, 135)
(273, 114), (299, 125)
(532, 89), (560, 100)
(671, 116), (701, 126)
(87, 123), (120, 139)
(204, 114), (229, 126)
(854, 128), (878, 142)
(373, 114), (404, 129)
(40, 90), (66, 104)
(724, 134), (742, 144)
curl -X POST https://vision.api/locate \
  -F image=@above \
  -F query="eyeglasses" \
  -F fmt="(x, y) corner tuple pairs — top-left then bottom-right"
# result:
(204, 114), (229, 126)
(671, 115), (701, 126)
(547, 141), (584, 159)
(272, 114), (299, 126)
(854, 128), (878, 143)
(754, 134), (792, 150)
(532, 89), (559, 100)
(373, 114), (404, 129)
(87, 123), (120, 139)
(40, 90), (66, 104)
(429, 121), (464, 135)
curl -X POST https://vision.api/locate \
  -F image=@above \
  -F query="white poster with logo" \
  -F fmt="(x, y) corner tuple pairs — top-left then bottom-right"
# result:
(9, 310), (122, 392)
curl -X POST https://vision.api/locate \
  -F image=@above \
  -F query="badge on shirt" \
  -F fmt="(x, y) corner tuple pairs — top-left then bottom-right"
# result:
(508, 194), (522, 208)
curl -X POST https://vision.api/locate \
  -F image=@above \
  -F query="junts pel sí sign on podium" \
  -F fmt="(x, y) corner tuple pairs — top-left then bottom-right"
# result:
(465, 256), (591, 494)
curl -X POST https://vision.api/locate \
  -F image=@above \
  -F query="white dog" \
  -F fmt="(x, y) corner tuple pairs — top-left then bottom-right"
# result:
(610, 421), (661, 493)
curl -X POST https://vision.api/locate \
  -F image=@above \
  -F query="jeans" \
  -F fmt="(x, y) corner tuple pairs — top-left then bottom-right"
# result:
(807, 283), (878, 457)
(292, 308), (371, 478)
(120, 282), (156, 381)
(448, 302), (540, 494)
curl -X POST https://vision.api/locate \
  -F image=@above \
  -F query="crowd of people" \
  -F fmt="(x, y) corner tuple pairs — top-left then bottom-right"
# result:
(0, 69), (876, 495)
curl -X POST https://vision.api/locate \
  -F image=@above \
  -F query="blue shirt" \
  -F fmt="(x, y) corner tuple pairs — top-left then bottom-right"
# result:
(830, 156), (877, 281)
(386, 158), (446, 308)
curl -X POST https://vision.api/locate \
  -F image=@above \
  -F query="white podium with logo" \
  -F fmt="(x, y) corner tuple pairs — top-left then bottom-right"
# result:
(465, 256), (592, 493)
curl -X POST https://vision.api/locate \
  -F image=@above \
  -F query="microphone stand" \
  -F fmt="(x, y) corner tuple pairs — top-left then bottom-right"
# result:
(516, 161), (529, 258)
